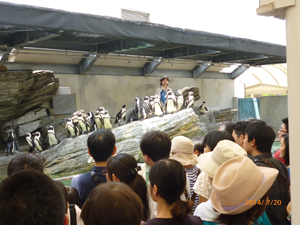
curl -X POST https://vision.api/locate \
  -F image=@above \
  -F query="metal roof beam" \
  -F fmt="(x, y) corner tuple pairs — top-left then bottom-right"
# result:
(164, 46), (221, 59)
(78, 54), (99, 75)
(230, 65), (250, 79)
(142, 58), (162, 76)
(10, 30), (62, 47)
(192, 63), (211, 78)
(97, 39), (153, 54)
(212, 52), (268, 63)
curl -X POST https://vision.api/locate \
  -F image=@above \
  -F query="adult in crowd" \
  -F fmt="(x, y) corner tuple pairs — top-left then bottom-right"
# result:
(106, 153), (149, 221)
(279, 134), (290, 184)
(244, 120), (290, 225)
(207, 156), (277, 225)
(155, 75), (173, 106)
(193, 131), (234, 204)
(0, 169), (69, 225)
(231, 120), (250, 147)
(71, 129), (117, 208)
(140, 130), (172, 218)
(7, 152), (43, 175)
(81, 182), (143, 225)
(169, 135), (200, 213)
(274, 117), (289, 164)
(145, 159), (203, 225)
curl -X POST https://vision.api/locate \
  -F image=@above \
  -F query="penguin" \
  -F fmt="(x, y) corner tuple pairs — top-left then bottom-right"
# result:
(66, 118), (79, 137)
(143, 96), (152, 117)
(4, 131), (18, 156)
(85, 112), (94, 131)
(103, 110), (112, 129)
(134, 97), (141, 118)
(152, 95), (164, 116)
(176, 92), (184, 111)
(72, 116), (82, 136)
(45, 126), (59, 148)
(114, 104), (126, 126)
(26, 133), (35, 153)
(33, 132), (45, 152)
(199, 101), (208, 114)
(165, 91), (177, 114)
(98, 109), (105, 129)
(185, 92), (194, 109)
(77, 112), (89, 134)
(93, 111), (102, 130)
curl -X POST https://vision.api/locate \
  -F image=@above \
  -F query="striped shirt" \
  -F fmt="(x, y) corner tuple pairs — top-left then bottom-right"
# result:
(185, 165), (200, 213)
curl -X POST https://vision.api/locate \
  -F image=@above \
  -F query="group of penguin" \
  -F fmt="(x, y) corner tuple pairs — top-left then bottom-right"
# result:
(127, 91), (195, 122)
(65, 106), (126, 138)
(25, 126), (60, 153)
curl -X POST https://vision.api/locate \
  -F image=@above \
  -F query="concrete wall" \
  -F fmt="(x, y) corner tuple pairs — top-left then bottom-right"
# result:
(260, 96), (288, 130)
(55, 74), (235, 117)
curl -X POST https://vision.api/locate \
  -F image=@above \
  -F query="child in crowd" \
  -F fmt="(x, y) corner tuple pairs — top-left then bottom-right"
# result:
(169, 136), (200, 213)
(146, 159), (203, 225)
(81, 182), (143, 225)
(106, 153), (149, 221)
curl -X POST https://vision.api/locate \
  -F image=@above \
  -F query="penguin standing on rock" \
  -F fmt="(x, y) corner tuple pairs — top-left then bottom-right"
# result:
(66, 118), (79, 137)
(45, 126), (59, 149)
(93, 111), (102, 130)
(185, 92), (194, 109)
(143, 96), (152, 118)
(153, 95), (164, 116)
(77, 112), (89, 134)
(114, 105), (126, 126)
(33, 132), (45, 152)
(165, 91), (177, 114)
(26, 133), (35, 153)
(4, 131), (18, 156)
(176, 93), (184, 111)
(199, 101), (208, 114)
(103, 110), (112, 129)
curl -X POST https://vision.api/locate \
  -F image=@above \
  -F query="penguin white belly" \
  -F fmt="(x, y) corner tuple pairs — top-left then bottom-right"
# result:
(34, 139), (43, 152)
(177, 99), (183, 111)
(187, 99), (194, 109)
(154, 103), (163, 116)
(167, 99), (175, 113)
(48, 133), (58, 146)
(95, 117), (101, 129)
(67, 124), (76, 137)
(79, 120), (87, 132)
(103, 118), (112, 129)
(26, 137), (33, 147)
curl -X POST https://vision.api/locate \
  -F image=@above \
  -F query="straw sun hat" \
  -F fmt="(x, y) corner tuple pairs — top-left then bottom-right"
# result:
(169, 136), (198, 166)
(199, 140), (247, 178)
(210, 156), (279, 215)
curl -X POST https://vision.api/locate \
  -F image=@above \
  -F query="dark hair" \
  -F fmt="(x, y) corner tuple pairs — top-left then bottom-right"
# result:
(149, 159), (192, 221)
(54, 180), (68, 214)
(107, 153), (149, 221)
(7, 153), (43, 176)
(81, 182), (143, 225)
(194, 142), (204, 156)
(87, 129), (116, 162)
(232, 121), (250, 136)
(224, 122), (234, 135)
(282, 134), (290, 166)
(65, 186), (81, 206)
(282, 117), (289, 133)
(203, 131), (234, 151)
(217, 191), (269, 225)
(245, 120), (275, 153)
(0, 169), (66, 225)
(140, 131), (171, 162)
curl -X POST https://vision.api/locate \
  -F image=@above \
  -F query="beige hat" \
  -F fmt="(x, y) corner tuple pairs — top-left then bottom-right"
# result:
(169, 136), (198, 166)
(211, 156), (278, 215)
(199, 140), (247, 178)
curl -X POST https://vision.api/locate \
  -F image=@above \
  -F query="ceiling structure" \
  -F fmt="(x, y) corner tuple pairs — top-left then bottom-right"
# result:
(0, 2), (286, 79)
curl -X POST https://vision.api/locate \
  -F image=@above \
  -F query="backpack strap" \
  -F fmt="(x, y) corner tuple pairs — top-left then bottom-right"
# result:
(69, 204), (77, 225)
(89, 170), (101, 183)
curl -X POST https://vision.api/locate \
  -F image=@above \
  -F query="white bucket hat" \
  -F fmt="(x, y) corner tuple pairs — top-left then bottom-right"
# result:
(211, 156), (278, 215)
(199, 140), (247, 178)
(169, 136), (198, 166)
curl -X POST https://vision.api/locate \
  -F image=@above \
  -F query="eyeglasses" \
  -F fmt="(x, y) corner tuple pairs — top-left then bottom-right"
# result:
(279, 128), (288, 133)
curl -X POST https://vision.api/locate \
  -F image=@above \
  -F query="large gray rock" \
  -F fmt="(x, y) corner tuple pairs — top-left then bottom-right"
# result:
(40, 108), (203, 176)
(0, 70), (59, 124)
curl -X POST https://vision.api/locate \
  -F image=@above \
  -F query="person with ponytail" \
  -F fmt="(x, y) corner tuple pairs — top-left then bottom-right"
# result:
(145, 159), (203, 225)
(106, 153), (149, 221)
